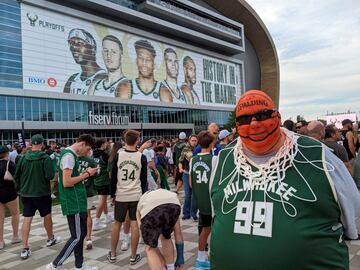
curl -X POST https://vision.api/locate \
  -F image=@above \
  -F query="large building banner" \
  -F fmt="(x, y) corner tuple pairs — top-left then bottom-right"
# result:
(21, 4), (243, 108)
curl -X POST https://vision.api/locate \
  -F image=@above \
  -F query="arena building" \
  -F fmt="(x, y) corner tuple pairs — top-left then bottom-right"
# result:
(0, 0), (279, 144)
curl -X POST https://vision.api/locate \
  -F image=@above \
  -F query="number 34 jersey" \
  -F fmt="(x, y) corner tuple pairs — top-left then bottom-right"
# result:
(209, 136), (348, 270)
(189, 153), (213, 215)
(115, 150), (143, 202)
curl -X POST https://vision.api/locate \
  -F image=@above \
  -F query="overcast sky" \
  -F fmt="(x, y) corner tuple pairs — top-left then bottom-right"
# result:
(246, 0), (360, 121)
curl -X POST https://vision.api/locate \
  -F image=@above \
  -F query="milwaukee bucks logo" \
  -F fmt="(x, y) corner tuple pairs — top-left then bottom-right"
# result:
(26, 13), (38, 27)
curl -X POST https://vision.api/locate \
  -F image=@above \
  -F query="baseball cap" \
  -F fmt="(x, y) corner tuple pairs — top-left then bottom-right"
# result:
(31, 134), (44, 145)
(342, 119), (354, 126)
(0, 145), (9, 154)
(68, 28), (96, 48)
(219, 130), (230, 140)
(179, 132), (186, 140)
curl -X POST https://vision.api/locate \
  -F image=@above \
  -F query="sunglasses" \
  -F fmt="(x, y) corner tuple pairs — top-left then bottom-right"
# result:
(236, 110), (277, 125)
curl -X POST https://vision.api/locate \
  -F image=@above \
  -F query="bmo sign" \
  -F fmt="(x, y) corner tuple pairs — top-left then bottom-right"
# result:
(27, 76), (57, 88)
(28, 76), (45, 84)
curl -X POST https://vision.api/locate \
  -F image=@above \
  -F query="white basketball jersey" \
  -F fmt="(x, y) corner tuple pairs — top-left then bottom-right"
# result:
(161, 80), (186, 104)
(93, 76), (127, 97)
(131, 79), (161, 101)
(69, 70), (105, 95)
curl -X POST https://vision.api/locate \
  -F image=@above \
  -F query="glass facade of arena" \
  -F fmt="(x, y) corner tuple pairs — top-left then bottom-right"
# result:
(0, 95), (230, 125)
(0, 0), (243, 145)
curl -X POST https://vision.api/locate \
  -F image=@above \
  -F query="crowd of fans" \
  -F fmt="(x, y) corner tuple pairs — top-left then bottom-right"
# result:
(0, 108), (360, 270)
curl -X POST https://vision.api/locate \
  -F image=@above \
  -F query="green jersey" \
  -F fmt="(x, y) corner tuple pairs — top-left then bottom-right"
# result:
(210, 136), (348, 270)
(78, 156), (97, 198)
(58, 148), (87, 216)
(190, 153), (212, 215)
(92, 149), (109, 187)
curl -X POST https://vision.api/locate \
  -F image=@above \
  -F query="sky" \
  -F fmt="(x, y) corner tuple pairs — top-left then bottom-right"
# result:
(245, 0), (360, 121)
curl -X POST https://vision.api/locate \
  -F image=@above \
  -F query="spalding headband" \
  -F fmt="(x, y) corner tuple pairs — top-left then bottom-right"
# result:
(236, 90), (275, 116)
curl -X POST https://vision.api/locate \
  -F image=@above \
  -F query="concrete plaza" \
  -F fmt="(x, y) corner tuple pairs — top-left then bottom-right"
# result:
(0, 181), (359, 270)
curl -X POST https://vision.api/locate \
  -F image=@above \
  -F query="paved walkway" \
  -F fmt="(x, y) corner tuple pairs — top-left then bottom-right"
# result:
(1, 181), (360, 269)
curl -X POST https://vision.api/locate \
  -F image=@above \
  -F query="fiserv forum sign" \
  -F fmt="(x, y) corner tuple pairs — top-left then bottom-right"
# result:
(21, 4), (244, 108)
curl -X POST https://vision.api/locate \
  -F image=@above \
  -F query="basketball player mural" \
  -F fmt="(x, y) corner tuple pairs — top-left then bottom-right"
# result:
(88, 35), (131, 98)
(180, 56), (200, 105)
(159, 48), (185, 103)
(118, 39), (161, 101)
(209, 90), (360, 270)
(64, 28), (106, 95)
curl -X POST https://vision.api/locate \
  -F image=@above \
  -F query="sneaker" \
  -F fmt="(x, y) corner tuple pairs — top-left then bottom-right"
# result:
(20, 248), (31, 259)
(47, 236), (61, 247)
(182, 216), (190, 220)
(11, 237), (21, 244)
(51, 193), (57, 199)
(91, 205), (96, 210)
(129, 254), (141, 265)
(120, 239), (129, 251)
(0, 241), (4, 250)
(46, 262), (63, 270)
(192, 216), (198, 222)
(93, 220), (107, 231)
(75, 264), (99, 270)
(105, 213), (114, 223)
(107, 251), (116, 263)
(195, 259), (211, 270)
(86, 239), (93, 250)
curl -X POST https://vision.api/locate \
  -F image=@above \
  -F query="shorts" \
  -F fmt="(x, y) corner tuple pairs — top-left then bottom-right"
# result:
(199, 214), (212, 227)
(114, 201), (138, 222)
(96, 185), (110, 195)
(0, 186), (18, 204)
(22, 195), (52, 217)
(87, 196), (96, 210)
(141, 203), (181, 248)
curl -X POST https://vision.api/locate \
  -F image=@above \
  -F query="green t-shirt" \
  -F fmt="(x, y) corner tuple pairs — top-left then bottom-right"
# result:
(58, 148), (87, 216)
(78, 156), (97, 198)
(210, 136), (348, 270)
(92, 149), (110, 187)
(190, 153), (212, 215)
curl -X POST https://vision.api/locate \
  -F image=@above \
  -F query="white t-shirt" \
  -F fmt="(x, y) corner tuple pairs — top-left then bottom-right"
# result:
(60, 147), (77, 170)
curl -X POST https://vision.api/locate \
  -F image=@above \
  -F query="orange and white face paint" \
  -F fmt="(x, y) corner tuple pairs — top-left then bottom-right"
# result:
(235, 90), (281, 154)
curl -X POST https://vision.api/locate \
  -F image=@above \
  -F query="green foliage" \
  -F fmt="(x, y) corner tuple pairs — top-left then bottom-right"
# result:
(224, 110), (236, 130)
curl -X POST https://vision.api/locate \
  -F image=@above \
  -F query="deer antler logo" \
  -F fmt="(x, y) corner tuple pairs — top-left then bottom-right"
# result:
(26, 13), (38, 27)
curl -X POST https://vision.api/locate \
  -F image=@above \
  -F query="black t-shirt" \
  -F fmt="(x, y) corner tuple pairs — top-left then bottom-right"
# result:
(341, 130), (354, 160)
(0, 159), (16, 188)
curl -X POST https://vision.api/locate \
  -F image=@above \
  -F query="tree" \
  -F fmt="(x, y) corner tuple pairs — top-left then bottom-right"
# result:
(224, 110), (236, 131)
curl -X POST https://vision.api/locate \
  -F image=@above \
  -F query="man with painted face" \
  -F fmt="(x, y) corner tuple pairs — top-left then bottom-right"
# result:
(209, 90), (360, 270)
(64, 28), (105, 95)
